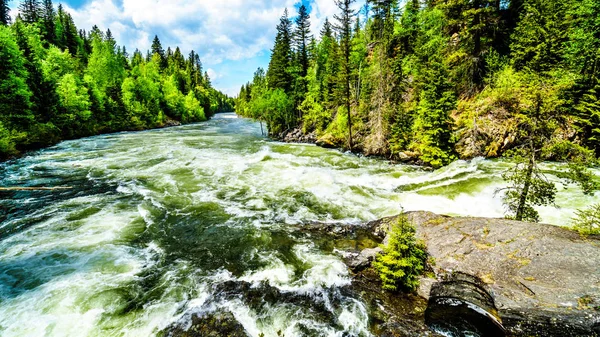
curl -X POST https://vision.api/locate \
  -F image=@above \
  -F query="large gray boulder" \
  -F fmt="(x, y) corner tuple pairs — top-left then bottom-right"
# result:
(367, 212), (600, 336)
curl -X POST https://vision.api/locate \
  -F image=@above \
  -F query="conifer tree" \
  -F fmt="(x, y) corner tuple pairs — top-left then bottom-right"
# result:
(19, 0), (41, 23)
(13, 17), (59, 125)
(334, 0), (356, 151)
(267, 9), (293, 92)
(151, 35), (166, 69)
(294, 4), (311, 78)
(41, 0), (55, 44)
(511, 0), (571, 72)
(1, 0), (10, 25)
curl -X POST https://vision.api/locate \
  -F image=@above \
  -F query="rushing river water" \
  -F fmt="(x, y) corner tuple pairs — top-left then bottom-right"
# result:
(0, 113), (597, 337)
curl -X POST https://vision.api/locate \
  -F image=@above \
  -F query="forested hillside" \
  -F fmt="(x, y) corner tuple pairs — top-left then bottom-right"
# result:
(236, 0), (600, 168)
(0, 0), (234, 160)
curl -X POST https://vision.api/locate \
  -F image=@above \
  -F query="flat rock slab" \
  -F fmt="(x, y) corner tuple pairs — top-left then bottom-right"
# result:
(368, 212), (600, 334)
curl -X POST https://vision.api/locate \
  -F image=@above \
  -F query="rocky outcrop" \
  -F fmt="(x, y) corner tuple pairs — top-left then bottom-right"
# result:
(362, 212), (600, 336)
(302, 212), (600, 336)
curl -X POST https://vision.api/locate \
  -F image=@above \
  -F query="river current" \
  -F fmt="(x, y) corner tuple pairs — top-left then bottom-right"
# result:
(0, 113), (597, 336)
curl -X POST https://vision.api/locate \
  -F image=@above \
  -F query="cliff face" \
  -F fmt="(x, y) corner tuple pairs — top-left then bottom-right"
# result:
(360, 212), (600, 336)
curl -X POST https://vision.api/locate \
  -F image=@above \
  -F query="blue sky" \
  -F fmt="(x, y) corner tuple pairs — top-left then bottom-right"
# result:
(11, 0), (361, 96)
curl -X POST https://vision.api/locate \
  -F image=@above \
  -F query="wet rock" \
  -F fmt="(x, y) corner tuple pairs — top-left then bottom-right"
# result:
(425, 272), (506, 337)
(340, 247), (383, 273)
(315, 134), (338, 149)
(163, 311), (247, 337)
(163, 119), (182, 128)
(279, 127), (317, 144)
(351, 269), (443, 337)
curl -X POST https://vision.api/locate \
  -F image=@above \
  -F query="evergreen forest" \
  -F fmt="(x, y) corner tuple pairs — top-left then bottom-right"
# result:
(236, 0), (600, 169)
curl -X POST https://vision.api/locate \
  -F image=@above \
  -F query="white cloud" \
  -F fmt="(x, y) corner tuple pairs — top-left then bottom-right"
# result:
(66, 0), (296, 65)
(206, 68), (219, 81)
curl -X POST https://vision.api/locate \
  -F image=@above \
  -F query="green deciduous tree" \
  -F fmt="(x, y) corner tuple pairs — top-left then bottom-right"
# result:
(0, 25), (33, 130)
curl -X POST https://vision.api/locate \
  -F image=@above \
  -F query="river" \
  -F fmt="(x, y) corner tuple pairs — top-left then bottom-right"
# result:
(0, 113), (597, 336)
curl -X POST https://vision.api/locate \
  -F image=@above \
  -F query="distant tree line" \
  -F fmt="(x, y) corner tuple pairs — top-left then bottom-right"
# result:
(0, 0), (234, 159)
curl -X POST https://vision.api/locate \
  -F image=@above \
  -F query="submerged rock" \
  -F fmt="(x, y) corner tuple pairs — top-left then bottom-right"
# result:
(163, 311), (247, 337)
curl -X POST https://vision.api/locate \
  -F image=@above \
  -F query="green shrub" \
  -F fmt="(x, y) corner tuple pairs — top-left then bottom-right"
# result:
(573, 204), (600, 235)
(0, 122), (17, 158)
(373, 215), (428, 292)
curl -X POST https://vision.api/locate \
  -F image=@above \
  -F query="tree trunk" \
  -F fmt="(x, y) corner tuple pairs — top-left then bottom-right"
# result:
(346, 51), (353, 151)
(515, 141), (535, 221)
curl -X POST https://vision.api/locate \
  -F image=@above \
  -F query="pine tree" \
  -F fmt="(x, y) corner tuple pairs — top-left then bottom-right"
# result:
(267, 9), (293, 92)
(41, 0), (55, 44)
(511, 0), (572, 72)
(321, 17), (333, 39)
(19, 0), (41, 23)
(334, 0), (356, 151)
(13, 17), (59, 125)
(151, 35), (166, 69)
(1, 0), (10, 25)
(294, 4), (311, 78)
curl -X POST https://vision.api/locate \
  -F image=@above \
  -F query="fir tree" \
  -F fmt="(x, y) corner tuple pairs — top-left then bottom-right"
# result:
(511, 0), (571, 72)
(19, 0), (41, 23)
(151, 35), (166, 69)
(294, 4), (311, 78)
(267, 9), (293, 92)
(41, 0), (55, 44)
(1, 0), (10, 25)
(334, 0), (356, 151)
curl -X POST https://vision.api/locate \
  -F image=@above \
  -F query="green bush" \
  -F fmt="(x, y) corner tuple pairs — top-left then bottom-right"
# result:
(373, 215), (428, 292)
(0, 122), (17, 158)
(573, 204), (600, 235)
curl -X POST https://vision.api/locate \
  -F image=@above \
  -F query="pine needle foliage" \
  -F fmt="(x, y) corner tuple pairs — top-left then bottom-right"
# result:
(373, 215), (428, 292)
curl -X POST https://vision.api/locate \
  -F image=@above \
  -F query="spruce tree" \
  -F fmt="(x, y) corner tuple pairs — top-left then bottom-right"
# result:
(294, 4), (311, 78)
(334, 0), (356, 151)
(13, 17), (59, 125)
(267, 9), (293, 92)
(511, 0), (571, 72)
(19, 0), (41, 23)
(151, 35), (166, 69)
(1, 0), (10, 25)
(41, 0), (55, 44)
